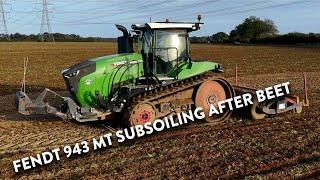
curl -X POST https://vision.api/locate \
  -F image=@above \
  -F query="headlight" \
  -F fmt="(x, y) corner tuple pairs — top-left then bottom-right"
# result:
(64, 70), (80, 79)
(61, 68), (70, 75)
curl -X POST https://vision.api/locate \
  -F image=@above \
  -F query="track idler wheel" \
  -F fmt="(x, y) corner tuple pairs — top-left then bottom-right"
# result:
(124, 102), (156, 127)
(195, 78), (235, 125)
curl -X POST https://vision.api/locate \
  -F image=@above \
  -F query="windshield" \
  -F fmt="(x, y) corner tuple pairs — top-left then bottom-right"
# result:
(154, 30), (188, 75)
(141, 29), (189, 76)
(155, 30), (188, 62)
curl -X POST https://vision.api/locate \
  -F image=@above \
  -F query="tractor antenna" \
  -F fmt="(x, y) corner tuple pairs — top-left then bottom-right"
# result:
(39, 0), (54, 42)
(149, 16), (152, 23)
(0, 0), (10, 41)
(197, 14), (202, 23)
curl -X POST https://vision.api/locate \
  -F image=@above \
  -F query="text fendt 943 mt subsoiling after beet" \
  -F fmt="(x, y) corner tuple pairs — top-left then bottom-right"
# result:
(15, 17), (309, 127)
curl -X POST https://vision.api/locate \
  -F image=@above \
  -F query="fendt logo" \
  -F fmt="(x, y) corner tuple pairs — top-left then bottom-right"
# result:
(112, 60), (143, 67)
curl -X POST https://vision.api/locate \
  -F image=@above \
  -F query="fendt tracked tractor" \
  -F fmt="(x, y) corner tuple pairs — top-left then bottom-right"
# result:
(15, 17), (307, 127)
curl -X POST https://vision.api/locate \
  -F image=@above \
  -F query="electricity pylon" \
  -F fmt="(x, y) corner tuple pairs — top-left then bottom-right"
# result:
(40, 0), (54, 42)
(0, 0), (10, 41)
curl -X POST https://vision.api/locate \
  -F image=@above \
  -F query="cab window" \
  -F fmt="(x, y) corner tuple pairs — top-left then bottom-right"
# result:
(154, 29), (188, 76)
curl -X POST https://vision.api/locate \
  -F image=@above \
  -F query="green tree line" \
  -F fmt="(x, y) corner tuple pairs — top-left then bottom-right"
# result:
(192, 16), (320, 45)
(1, 16), (319, 45)
(0, 33), (117, 42)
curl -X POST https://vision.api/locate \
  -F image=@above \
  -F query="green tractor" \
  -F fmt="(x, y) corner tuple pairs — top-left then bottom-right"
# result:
(15, 18), (305, 127)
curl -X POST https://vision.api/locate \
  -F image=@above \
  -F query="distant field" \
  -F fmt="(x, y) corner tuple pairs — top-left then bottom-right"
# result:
(0, 42), (116, 95)
(0, 42), (319, 95)
(0, 42), (320, 178)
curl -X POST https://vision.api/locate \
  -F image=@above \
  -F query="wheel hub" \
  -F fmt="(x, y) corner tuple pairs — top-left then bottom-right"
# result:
(207, 93), (218, 105)
(195, 79), (234, 124)
(139, 110), (152, 123)
(129, 103), (156, 126)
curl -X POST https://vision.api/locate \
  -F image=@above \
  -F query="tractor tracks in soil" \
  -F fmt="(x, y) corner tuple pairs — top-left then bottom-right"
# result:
(10, 117), (320, 179)
(1, 71), (320, 178)
(1, 120), (319, 178)
(22, 114), (317, 179)
(0, 121), (107, 156)
(1, 71), (318, 156)
(0, 110), (317, 156)
(106, 118), (320, 176)
(134, 113), (313, 145)
(62, 117), (319, 179)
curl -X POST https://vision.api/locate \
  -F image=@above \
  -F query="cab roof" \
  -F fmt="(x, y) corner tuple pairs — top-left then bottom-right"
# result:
(132, 22), (203, 32)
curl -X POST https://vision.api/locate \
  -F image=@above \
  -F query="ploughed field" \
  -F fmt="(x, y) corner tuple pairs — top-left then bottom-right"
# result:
(0, 42), (319, 178)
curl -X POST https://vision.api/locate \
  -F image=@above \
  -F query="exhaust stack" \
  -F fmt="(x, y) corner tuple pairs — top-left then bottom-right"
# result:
(116, 24), (133, 54)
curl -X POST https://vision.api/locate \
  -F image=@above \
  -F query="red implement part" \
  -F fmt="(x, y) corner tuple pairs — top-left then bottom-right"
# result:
(195, 78), (235, 124)
(128, 103), (156, 126)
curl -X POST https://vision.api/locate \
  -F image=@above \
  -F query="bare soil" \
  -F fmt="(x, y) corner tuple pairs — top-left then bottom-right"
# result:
(0, 43), (319, 179)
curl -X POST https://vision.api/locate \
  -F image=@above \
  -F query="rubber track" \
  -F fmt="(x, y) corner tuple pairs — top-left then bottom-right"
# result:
(125, 72), (236, 123)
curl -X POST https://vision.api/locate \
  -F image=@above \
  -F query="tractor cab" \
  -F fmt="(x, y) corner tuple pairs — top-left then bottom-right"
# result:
(134, 22), (201, 80)
(117, 19), (203, 84)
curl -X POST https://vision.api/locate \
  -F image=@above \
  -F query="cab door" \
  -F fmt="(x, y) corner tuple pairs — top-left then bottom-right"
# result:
(153, 30), (188, 79)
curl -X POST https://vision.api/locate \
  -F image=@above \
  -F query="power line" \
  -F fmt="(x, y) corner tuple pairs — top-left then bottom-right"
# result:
(119, 0), (222, 22)
(49, 0), (314, 25)
(12, 15), (38, 33)
(39, 0), (54, 42)
(62, 0), (179, 24)
(201, 0), (269, 15)
(62, 0), (266, 25)
(170, 0), (269, 21)
(50, 0), (141, 16)
(9, 13), (32, 24)
(7, 0), (318, 36)
(0, 0), (10, 40)
(142, 0), (312, 22)
(206, 0), (313, 17)
(53, 0), (85, 9)
(44, 0), (243, 26)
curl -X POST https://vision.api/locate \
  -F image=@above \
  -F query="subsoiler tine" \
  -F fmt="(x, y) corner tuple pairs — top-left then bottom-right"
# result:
(303, 72), (309, 107)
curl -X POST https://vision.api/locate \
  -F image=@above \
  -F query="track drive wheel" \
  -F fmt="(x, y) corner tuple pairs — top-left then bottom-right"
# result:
(195, 78), (235, 125)
(123, 102), (156, 127)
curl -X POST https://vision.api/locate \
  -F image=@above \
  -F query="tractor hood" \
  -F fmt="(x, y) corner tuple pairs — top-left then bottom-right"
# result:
(62, 60), (96, 98)
(61, 54), (135, 96)
(61, 52), (221, 108)
(62, 53), (144, 107)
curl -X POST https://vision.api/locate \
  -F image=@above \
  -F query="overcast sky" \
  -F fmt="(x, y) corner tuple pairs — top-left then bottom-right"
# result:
(4, 0), (320, 37)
